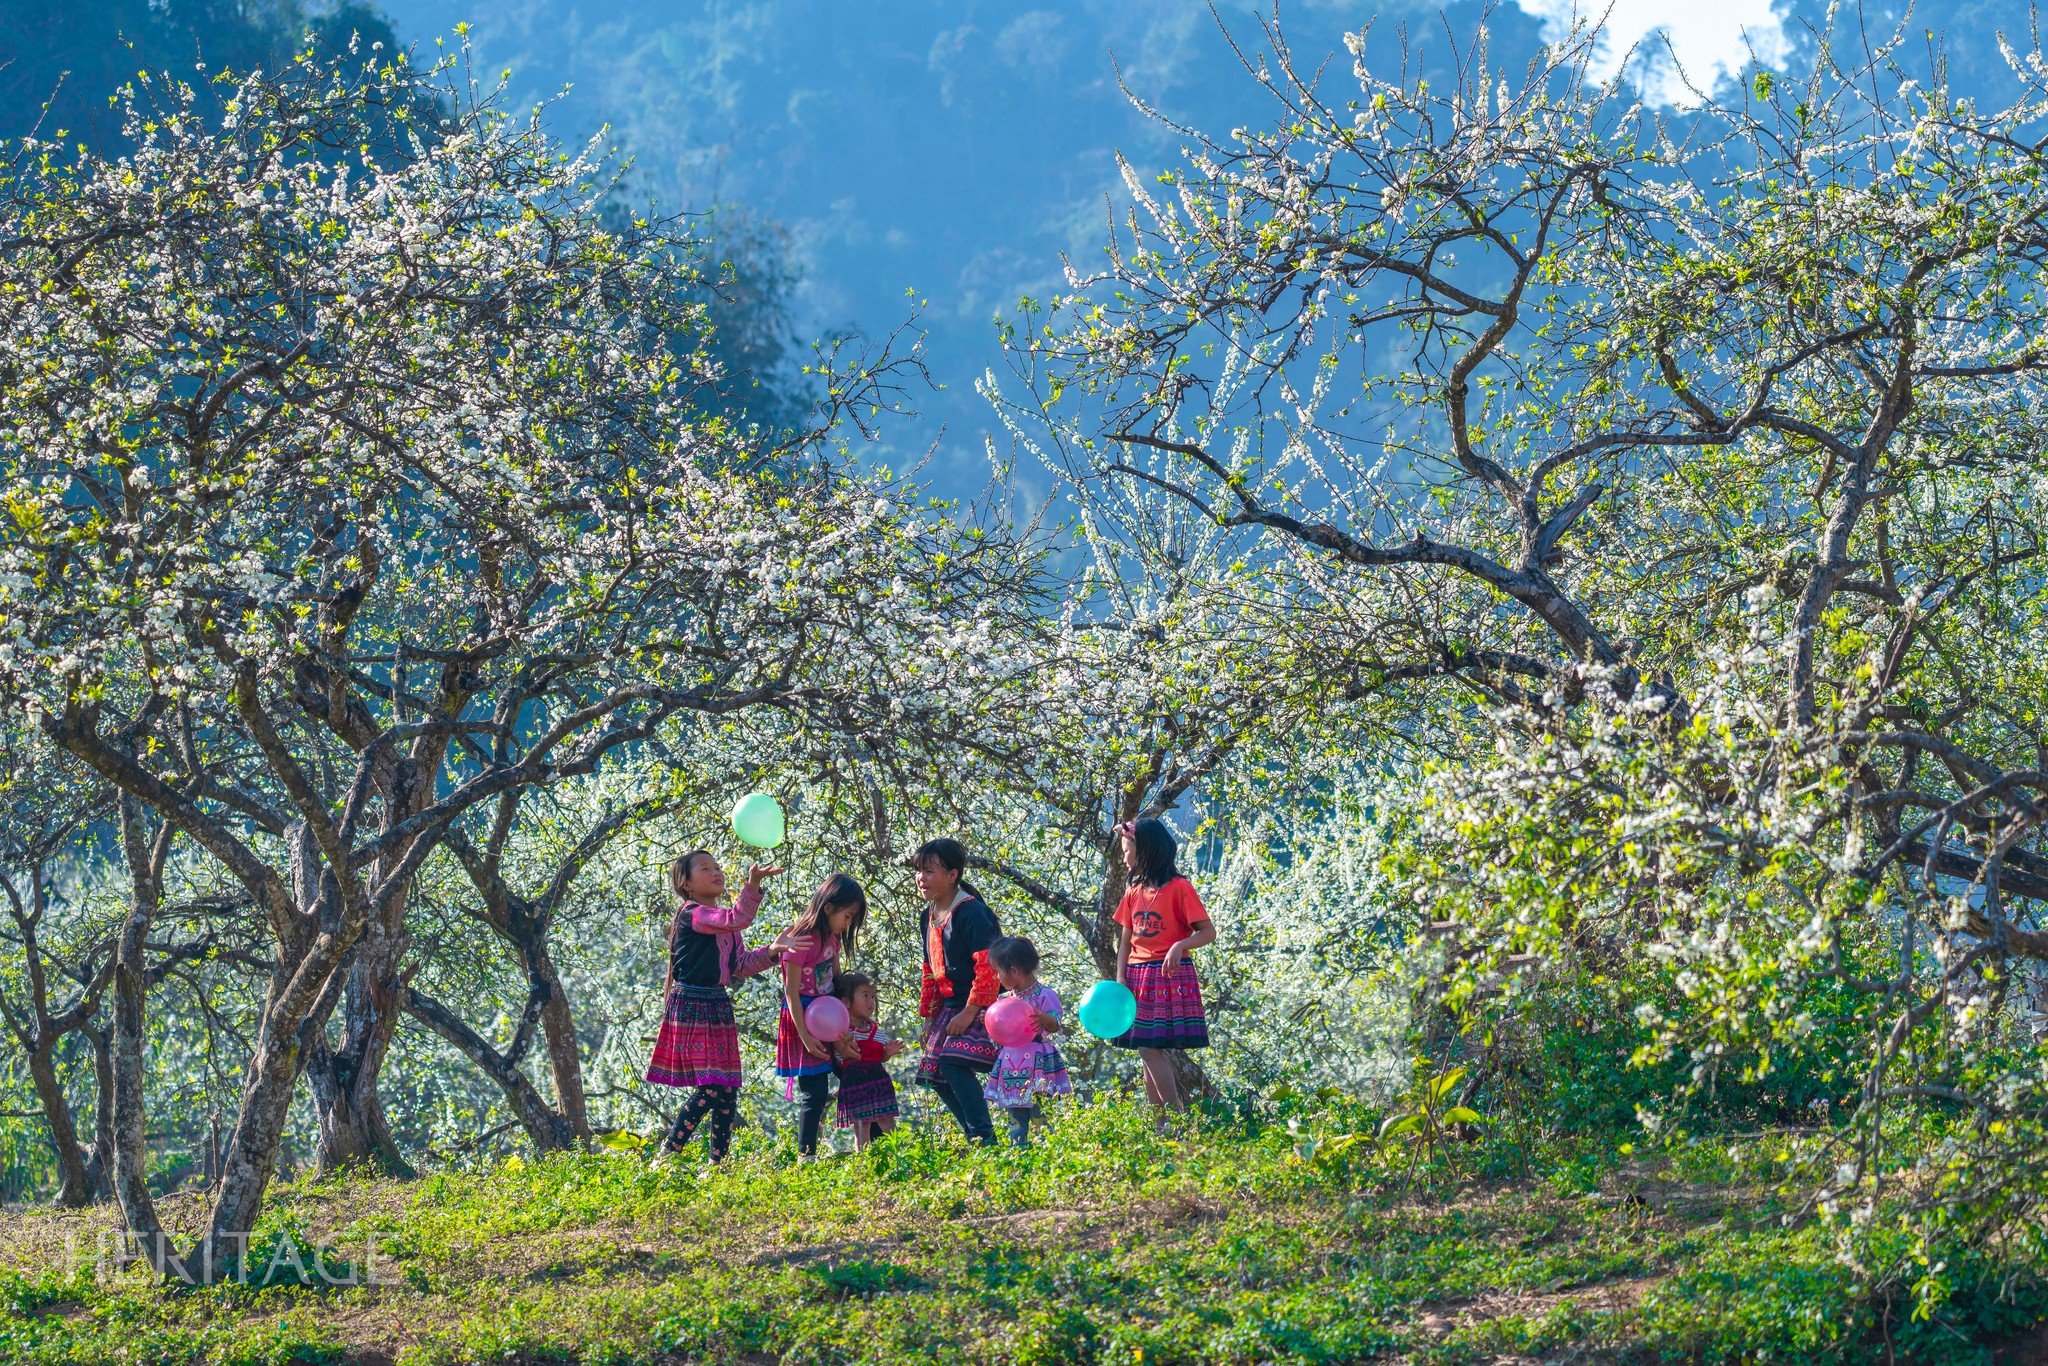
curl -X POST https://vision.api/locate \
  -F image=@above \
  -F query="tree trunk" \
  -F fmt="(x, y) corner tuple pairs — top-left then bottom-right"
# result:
(306, 919), (414, 1177)
(81, 1021), (114, 1201)
(0, 864), (113, 1207)
(530, 941), (591, 1143)
(394, 926), (585, 1153)
(1088, 853), (1127, 979)
(199, 967), (321, 1277)
(191, 823), (358, 1280)
(107, 799), (165, 1256)
(306, 745), (439, 1178)
(403, 987), (578, 1152)
(27, 1040), (93, 1207)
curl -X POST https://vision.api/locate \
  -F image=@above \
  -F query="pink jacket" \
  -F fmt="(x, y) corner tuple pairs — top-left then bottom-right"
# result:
(670, 884), (778, 988)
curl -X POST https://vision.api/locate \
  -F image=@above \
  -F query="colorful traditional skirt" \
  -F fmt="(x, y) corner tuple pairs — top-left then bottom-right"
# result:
(645, 983), (743, 1088)
(916, 1001), (1000, 1086)
(775, 994), (836, 1098)
(984, 1039), (1073, 1109)
(1113, 960), (1210, 1050)
(835, 1059), (899, 1125)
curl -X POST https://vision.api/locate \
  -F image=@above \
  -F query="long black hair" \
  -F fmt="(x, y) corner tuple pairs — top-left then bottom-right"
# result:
(1125, 817), (1181, 890)
(791, 871), (868, 959)
(911, 837), (983, 902)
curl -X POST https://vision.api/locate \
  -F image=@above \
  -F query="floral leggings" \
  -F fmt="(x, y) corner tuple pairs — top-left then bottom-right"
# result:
(663, 1084), (738, 1160)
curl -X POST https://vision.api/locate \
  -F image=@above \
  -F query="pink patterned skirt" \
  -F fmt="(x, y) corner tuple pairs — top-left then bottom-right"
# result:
(915, 1002), (1000, 1086)
(645, 984), (743, 1089)
(775, 995), (837, 1098)
(1113, 960), (1210, 1050)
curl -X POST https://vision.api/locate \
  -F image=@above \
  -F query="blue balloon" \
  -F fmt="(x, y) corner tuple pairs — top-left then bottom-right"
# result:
(1077, 979), (1138, 1039)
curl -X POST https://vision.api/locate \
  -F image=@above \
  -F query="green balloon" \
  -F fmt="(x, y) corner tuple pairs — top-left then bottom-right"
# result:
(1077, 979), (1138, 1039)
(731, 792), (785, 849)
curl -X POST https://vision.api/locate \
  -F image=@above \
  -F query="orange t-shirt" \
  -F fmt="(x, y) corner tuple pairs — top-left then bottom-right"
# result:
(1113, 876), (1209, 962)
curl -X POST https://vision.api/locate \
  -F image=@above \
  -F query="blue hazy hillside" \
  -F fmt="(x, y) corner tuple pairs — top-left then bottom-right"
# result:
(7, 1), (2015, 488)
(373, 0), (2028, 490)
(374, 0), (1562, 487)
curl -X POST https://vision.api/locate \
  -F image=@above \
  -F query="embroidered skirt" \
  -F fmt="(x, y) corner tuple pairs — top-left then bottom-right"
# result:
(835, 1060), (899, 1125)
(775, 995), (837, 1098)
(645, 983), (743, 1089)
(1113, 960), (1210, 1050)
(984, 1040), (1073, 1109)
(916, 1001), (1000, 1086)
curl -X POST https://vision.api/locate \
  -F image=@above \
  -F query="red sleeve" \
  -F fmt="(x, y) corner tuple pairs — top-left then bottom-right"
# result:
(966, 949), (1001, 1008)
(1176, 879), (1209, 931)
(1111, 887), (1137, 930)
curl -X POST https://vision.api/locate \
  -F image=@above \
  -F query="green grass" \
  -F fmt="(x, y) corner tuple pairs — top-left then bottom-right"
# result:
(2, 1098), (2044, 1364)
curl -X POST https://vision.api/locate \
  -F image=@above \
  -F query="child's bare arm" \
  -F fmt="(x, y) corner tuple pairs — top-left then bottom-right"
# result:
(1163, 918), (1216, 971)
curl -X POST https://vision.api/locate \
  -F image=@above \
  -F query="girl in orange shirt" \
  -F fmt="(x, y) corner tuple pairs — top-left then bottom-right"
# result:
(1112, 817), (1217, 1110)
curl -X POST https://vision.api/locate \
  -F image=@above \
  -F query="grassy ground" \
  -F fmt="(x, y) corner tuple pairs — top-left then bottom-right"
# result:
(4, 1099), (2047, 1364)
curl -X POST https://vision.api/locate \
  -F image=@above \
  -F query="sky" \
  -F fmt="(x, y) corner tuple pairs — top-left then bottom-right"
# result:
(1515, 0), (1790, 104)
(373, 1), (1796, 492)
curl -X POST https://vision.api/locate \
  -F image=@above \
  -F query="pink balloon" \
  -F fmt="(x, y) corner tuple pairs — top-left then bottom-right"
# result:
(804, 994), (850, 1043)
(984, 996), (1038, 1049)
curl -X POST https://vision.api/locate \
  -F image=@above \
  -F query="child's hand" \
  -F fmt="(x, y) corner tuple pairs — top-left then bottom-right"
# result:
(796, 1023), (828, 1059)
(837, 1037), (860, 1061)
(883, 1039), (905, 1060)
(773, 930), (816, 958)
(746, 864), (785, 889)
(945, 1011), (975, 1038)
(1162, 942), (1186, 972)
(1035, 1010), (1060, 1035)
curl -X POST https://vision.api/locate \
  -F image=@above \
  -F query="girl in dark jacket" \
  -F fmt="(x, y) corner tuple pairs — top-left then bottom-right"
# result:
(911, 837), (1002, 1144)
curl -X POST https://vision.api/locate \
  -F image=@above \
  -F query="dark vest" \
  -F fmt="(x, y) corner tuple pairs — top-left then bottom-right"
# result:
(669, 910), (728, 990)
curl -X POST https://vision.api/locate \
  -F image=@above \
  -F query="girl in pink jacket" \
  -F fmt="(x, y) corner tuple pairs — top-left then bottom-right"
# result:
(646, 851), (810, 1161)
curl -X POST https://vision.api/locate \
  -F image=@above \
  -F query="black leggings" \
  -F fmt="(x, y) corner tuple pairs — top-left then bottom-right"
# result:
(931, 1059), (996, 1145)
(795, 1071), (832, 1156)
(664, 1084), (737, 1161)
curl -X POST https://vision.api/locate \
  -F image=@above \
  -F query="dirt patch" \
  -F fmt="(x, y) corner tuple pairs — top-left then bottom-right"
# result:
(1597, 1159), (1761, 1218)
(1410, 1271), (1665, 1356)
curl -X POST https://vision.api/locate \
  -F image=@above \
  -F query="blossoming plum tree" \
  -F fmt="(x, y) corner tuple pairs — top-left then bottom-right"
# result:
(1023, 13), (2048, 1265)
(0, 40), (1002, 1275)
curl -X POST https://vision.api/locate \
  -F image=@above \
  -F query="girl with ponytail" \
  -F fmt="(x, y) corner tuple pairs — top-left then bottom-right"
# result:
(909, 837), (1002, 1145)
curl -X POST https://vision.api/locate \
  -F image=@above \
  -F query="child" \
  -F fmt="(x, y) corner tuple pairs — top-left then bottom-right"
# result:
(776, 873), (868, 1158)
(646, 851), (810, 1163)
(830, 972), (903, 1149)
(982, 935), (1071, 1146)
(911, 837), (1003, 1145)
(1112, 818), (1216, 1111)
